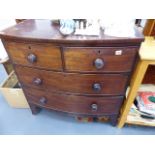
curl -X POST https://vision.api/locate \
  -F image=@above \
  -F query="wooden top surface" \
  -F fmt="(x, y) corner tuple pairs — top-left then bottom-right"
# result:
(0, 19), (144, 45)
(139, 37), (155, 60)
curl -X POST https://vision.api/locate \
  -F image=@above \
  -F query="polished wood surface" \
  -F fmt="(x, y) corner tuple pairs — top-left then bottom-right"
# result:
(15, 65), (129, 96)
(24, 87), (124, 116)
(0, 19), (144, 125)
(0, 19), (144, 46)
(3, 41), (62, 70)
(64, 47), (138, 73)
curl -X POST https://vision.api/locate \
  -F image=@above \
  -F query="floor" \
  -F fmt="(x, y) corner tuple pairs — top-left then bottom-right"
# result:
(0, 64), (155, 135)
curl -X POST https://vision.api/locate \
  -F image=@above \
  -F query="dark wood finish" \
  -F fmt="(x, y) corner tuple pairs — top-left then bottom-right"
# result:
(109, 114), (119, 126)
(24, 87), (124, 116)
(64, 47), (138, 73)
(29, 104), (41, 114)
(3, 41), (62, 71)
(152, 26), (155, 36)
(142, 65), (155, 84)
(15, 65), (129, 96)
(0, 19), (144, 125)
(15, 19), (26, 24)
(0, 19), (144, 46)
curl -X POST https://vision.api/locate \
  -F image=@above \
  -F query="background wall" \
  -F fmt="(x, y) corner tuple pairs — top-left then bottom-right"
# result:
(0, 20), (16, 61)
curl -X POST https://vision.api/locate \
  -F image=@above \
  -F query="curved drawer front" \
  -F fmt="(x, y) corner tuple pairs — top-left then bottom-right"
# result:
(15, 66), (129, 95)
(4, 41), (62, 70)
(24, 88), (124, 115)
(64, 47), (138, 73)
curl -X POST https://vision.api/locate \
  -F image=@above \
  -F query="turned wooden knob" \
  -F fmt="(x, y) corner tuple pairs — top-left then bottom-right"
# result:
(94, 58), (104, 69)
(92, 83), (102, 92)
(27, 53), (37, 63)
(39, 97), (47, 105)
(33, 78), (42, 85)
(91, 103), (98, 111)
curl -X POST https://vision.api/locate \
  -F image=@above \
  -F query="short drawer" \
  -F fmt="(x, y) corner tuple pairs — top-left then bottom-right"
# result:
(4, 41), (62, 70)
(24, 87), (124, 116)
(15, 65), (129, 96)
(64, 47), (138, 73)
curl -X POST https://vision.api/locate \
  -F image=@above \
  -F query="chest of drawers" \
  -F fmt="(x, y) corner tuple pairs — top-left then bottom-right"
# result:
(0, 20), (144, 125)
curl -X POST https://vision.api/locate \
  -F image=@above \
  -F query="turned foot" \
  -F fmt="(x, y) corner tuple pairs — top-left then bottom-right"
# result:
(109, 115), (118, 126)
(29, 104), (41, 114)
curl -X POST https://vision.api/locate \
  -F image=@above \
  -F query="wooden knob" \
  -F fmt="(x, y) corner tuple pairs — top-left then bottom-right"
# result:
(33, 78), (42, 85)
(92, 83), (102, 92)
(27, 53), (37, 63)
(39, 97), (47, 105)
(94, 58), (104, 69)
(91, 103), (98, 111)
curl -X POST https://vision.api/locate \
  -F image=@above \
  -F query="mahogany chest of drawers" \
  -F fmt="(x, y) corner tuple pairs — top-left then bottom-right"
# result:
(0, 19), (144, 125)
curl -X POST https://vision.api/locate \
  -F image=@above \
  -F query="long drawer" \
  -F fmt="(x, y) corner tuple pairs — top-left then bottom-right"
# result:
(15, 65), (129, 96)
(23, 87), (124, 116)
(64, 47), (138, 73)
(3, 41), (62, 70)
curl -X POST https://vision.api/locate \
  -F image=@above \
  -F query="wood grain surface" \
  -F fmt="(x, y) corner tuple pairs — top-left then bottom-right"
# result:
(15, 65), (129, 95)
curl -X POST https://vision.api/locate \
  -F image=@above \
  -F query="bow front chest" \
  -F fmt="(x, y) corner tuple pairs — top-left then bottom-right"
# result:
(0, 20), (144, 125)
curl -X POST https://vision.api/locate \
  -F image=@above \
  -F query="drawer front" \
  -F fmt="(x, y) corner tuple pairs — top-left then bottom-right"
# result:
(4, 41), (62, 70)
(15, 66), (129, 96)
(64, 47), (138, 73)
(24, 88), (124, 115)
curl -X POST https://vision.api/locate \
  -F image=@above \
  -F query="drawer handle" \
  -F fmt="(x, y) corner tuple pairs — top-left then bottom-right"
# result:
(27, 53), (37, 63)
(92, 83), (102, 92)
(91, 103), (98, 111)
(33, 78), (42, 85)
(94, 58), (104, 69)
(39, 97), (47, 105)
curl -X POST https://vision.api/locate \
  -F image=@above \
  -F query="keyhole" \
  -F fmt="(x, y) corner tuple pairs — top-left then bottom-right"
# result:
(98, 50), (101, 54)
